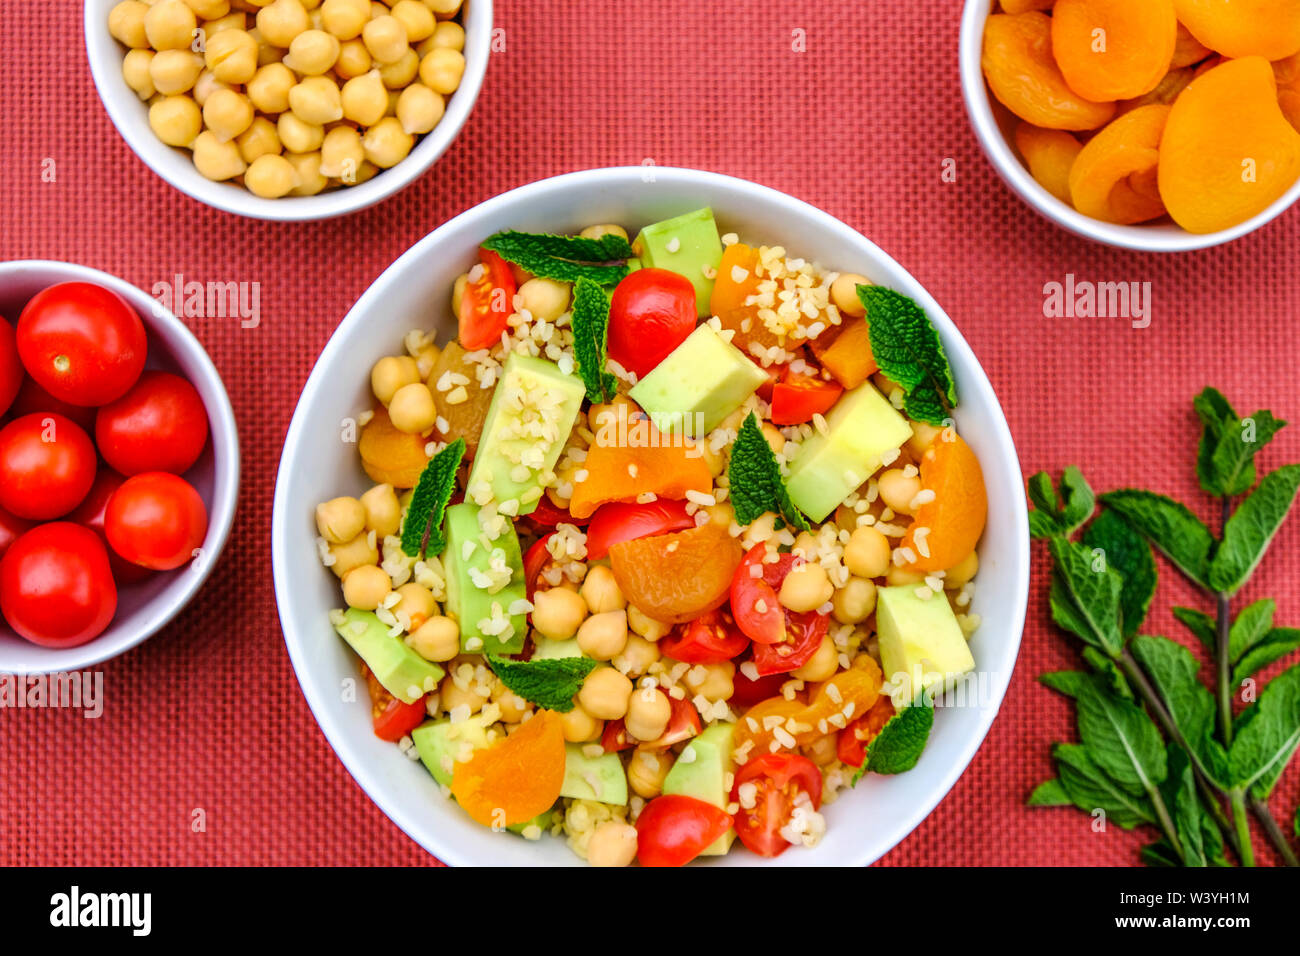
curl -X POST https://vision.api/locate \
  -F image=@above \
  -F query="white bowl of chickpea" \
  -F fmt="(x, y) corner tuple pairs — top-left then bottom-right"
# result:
(86, 0), (490, 221)
(272, 167), (1031, 866)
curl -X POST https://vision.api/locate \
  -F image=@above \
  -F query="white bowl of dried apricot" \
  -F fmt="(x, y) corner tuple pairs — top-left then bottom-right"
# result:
(87, 0), (490, 221)
(961, 0), (1300, 251)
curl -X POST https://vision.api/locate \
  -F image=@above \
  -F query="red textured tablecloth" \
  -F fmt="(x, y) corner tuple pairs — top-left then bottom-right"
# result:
(1, 0), (1297, 867)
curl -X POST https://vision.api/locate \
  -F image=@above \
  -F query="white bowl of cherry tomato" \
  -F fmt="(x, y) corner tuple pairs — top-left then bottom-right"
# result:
(0, 262), (239, 673)
(273, 167), (1030, 866)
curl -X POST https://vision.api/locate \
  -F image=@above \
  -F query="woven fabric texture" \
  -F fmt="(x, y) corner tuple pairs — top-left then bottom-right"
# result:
(0, 0), (1297, 866)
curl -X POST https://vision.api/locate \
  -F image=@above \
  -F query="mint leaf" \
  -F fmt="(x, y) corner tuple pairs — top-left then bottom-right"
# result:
(1038, 669), (1089, 699)
(1228, 598), (1275, 663)
(1084, 646), (1133, 700)
(1028, 467), (1095, 540)
(728, 412), (810, 532)
(1052, 742), (1154, 829)
(1075, 676), (1168, 796)
(570, 277), (617, 404)
(1228, 664), (1300, 798)
(1160, 744), (1207, 866)
(400, 437), (466, 558)
(1099, 490), (1215, 589)
(1207, 464), (1300, 595)
(1131, 634), (1216, 773)
(485, 655), (600, 713)
(1172, 606), (1217, 652)
(1083, 508), (1156, 638)
(857, 285), (956, 427)
(1233, 628), (1300, 686)
(1027, 778), (1071, 806)
(1194, 387), (1286, 497)
(1141, 840), (1181, 867)
(481, 231), (632, 286)
(1048, 537), (1125, 656)
(858, 700), (934, 777)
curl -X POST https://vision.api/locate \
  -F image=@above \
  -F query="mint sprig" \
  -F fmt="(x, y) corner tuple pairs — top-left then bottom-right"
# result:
(856, 285), (956, 427)
(570, 277), (617, 404)
(481, 231), (632, 286)
(400, 437), (465, 558)
(727, 412), (809, 532)
(486, 655), (599, 713)
(851, 698), (933, 782)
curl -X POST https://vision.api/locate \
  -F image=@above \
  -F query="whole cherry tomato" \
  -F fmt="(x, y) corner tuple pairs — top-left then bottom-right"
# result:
(6, 376), (97, 432)
(16, 282), (147, 407)
(0, 315), (21, 417)
(105, 472), (208, 571)
(95, 370), (209, 476)
(69, 469), (155, 586)
(606, 269), (697, 379)
(0, 523), (117, 648)
(0, 504), (33, 563)
(0, 412), (97, 520)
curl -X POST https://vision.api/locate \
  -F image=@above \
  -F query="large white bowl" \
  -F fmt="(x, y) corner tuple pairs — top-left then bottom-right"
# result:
(959, 0), (1300, 251)
(0, 261), (240, 674)
(84, 0), (492, 221)
(272, 167), (1031, 866)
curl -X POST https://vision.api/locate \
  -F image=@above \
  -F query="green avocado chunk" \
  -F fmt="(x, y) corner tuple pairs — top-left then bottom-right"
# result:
(559, 743), (628, 805)
(876, 584), (975, 702)
(411, 715), (492, 786)
(662, 722), (736, 855)
(442, 502), (527, 655)
(332, 607), (444, 704)
(532, 637), (585, 660)
(632, 207), (723, 317)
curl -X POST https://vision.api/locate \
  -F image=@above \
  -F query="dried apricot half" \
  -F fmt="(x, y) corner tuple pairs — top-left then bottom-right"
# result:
(609, 521), (743, 625)
(450, 709), (566, 827)
(1014, 123), (1083, 203)
(359, 405), (432, 489)
(1069, 104), (1171, 224)
(1051, 0), (1177, 102)
(1173, 0), (1300, 61)
(901, 431), (987, 574)
(1158, 57), (1300, 233)
(1170, 21), (1212, 68)
(1276, 52), (1300, 133)
(982, 12), (1117, 131)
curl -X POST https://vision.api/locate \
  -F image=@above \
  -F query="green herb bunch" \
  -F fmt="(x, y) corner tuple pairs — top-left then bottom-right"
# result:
(1028, 387), (1300, 867)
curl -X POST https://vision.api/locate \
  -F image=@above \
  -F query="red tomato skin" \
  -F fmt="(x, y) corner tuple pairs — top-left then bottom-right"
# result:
(635, 794), (733, 867)
(7, 376), (97, 432)
(0, 316), (21, 417)
(730, 753), (823, 857)
(0, 505), (33, 563)
(729, 659), (789, 709)
(458, 249), (516, 350)
(730, 544), (788, 644)
(585, 499), (695, 561)
(0, 413), (97, 520)
(523, 533), (554, 600)
(769, 371), (843, 426)
(69, 469), (155, 586)
(606, 269), (697, 379)
(373, 697), (428, 742)
(95, 371), (209, 476)
(751, 610), (829, 676)
(105, 472), (208, 571)
(659, 609), (749, 664)
(16, 282), (147, 407)
(602, 692), (701, 752)
(0, 523), (117, 648)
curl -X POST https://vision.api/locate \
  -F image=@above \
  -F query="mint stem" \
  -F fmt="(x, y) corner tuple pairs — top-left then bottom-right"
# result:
(1249, 795), (1300, 867)
(1215, 497), (1235, 747)
(1231, 790), (1256, 867)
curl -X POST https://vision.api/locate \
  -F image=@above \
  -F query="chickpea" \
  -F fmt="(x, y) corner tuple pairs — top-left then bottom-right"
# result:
(559, 704), (603, 743)
(587, 393), (633, 432)
(249, 26), (281, 67)
(359, 482), (401, 536)
(144, 0), (198, 50)
(190, 129), (247, 180)
(491, 679), (530, 723)
(148, 95), (202, 146)
(792, 635), (839, 681)
(429, 19), (464, 51)
(441, 674), (486, 715)
(369, 354), (420, 404)
(109, 1), (151, 48)
(327, 531), (378, 577)
(579, 565), (625, 615)
(576, 610), (629, 661)
(256, 0), (310, 47)
(378, 47), (420, 89)
(698, 440), (725, 478)
(185, 0), (232, 18)
(284, 28), (340, 73)
(907, 421), (943, 458)
(362, 14), (409, 63)
(192, 69), (232, 107)
(384, 88), (401, 117)
(682, 661), (735, 701)
(122, 49), (156, 100)
(235, 116), (281, 163)
(277, 112), (324, 152)
(320, 125), (365, 180)
(352, 159), (380, 184)
(627, 748), (672, 798)
(627, 604), (670, 642)
(340, 69), (388, 126)
(886, 565), (926, 587)
(418, 45), (463, 94)
(201, 10), (245, 35)
(803, 733), (839, 767)
(396, 82), (443, 134)
(203, 26), (258, 83)
(585, 821), (637, 868)
(878, 468), (922, 516)
(243, 62), (291, 113)
(392, 582), (436, 629)
(578, 667), (634, 721)
(830, 272), (869, 317)
(330, 38), (370, 78)
(613, 634), (660, 679)
(320, 0), (368, 38)
(703, 501), (734, 529)
(944, 550), (979, 588)
(844, 526), (890, 579)
(532, 587), (587, 641)
(832, 575), (877, 625)
(315, 495), (366, 543)
(361, 116), (413, 168)
(341, 563), (391, 610)
(405, 614), (460, 662)
(761, 422), (786, 455)
(423, 0), (463, 16)
(579, 223), (628, 241)
(451, 272), (468, 315)
(289, 75), (343, 124)
(388, 382), (437, 433)
(512, 277), (570, 324)
(203, 87), (254, 141)
(625, 684), (671, 741)
(389, 0), (434, 41)
(779, 561), (833, 613)
(150, 49), (204, 95)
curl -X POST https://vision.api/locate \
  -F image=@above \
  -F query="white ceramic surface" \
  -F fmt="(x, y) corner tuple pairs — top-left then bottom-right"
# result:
(272, 167), (1031, 866)
(959, 0), (1300, 251)
(0, 261), (240, 674)
(84, 0), (492, 221)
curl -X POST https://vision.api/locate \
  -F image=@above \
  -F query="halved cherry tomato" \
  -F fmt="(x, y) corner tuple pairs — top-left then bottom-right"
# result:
(837, 696), (896, 769)
(523, 533), (554, 600)
(730, 544), (790, 644)
(457, 248), (517, 350)
(0, 316), (20, 417)
(754, 362), (786, 402)
(730, 753), (823, 858)
(635, 794), (732, 867)
(585, 499), (695, 561)
(606, 268), (697, 379)
(520, 495), (585, 532)
(364, 664), (427, 742)
(602, 691), (701, 752)
(769, 368), (843, 426)
(659, 608), (748, 664)
(751, 609), (828, 676)
(729, 657), (789, 709)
